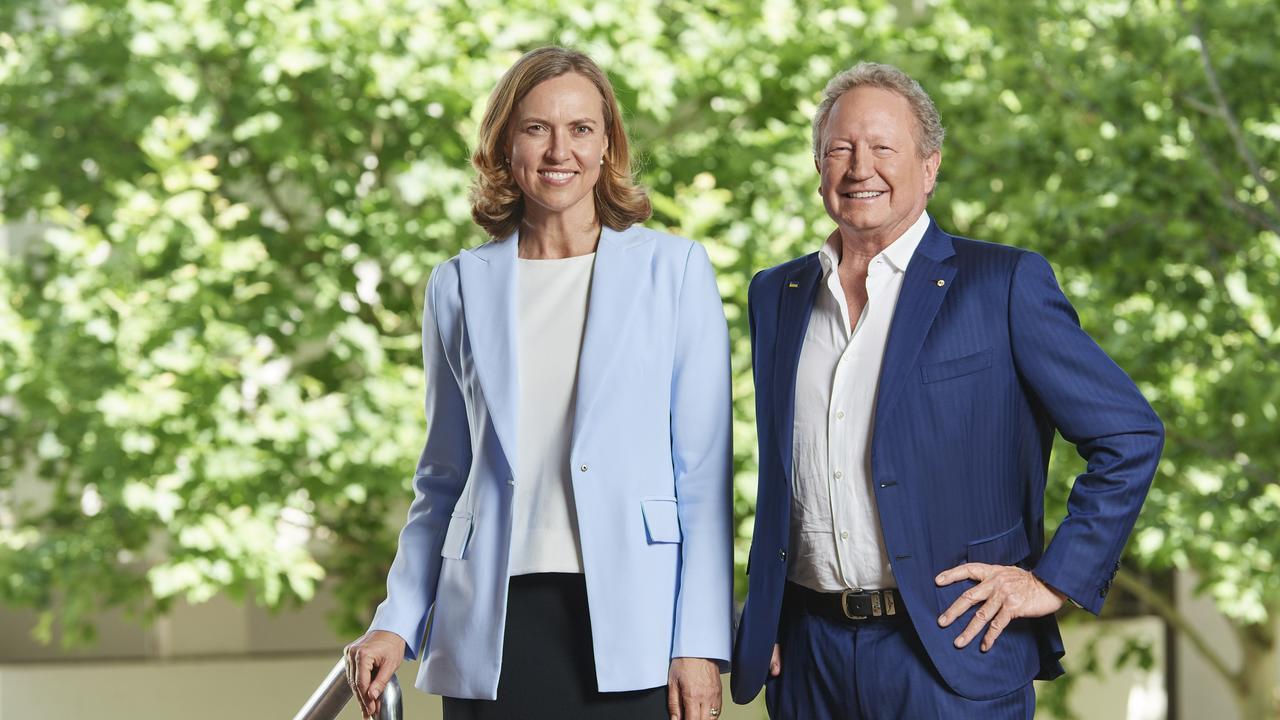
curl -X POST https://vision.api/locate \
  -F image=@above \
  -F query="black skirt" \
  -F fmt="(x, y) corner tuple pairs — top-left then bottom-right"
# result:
(442, 573), (669, 720)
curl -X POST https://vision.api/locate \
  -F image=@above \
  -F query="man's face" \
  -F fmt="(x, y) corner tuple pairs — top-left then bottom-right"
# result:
(817, 85), (940, 246)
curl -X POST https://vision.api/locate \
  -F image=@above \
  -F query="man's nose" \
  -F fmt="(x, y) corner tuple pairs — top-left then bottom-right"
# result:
(846, 147), (873, 180)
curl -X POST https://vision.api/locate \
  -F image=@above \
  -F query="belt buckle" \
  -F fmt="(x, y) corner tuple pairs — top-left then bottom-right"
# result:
(840, 588), (869, 620)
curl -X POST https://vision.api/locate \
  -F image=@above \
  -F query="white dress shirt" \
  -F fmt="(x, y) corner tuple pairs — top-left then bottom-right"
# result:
(788, 211), (930, 592)
(508, 253), (594, 576)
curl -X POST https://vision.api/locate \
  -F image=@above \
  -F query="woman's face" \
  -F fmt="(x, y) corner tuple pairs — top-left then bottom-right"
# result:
(507, 72), (609, 227)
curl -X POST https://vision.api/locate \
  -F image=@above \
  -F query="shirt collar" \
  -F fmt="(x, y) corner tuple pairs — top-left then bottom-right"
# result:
(818, 210), (931, 275)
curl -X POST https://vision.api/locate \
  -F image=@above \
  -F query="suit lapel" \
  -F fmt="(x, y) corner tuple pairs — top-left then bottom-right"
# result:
(772, 255), (823, 484)
(873, 221), (957, 431)
(458, 233), (520, 474)
(573, 226), (653, 437)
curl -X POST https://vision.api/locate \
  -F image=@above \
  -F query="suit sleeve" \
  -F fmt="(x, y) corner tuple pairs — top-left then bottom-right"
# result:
(1009, 252), (1164, 614)
(368, 263), (473, 658)
(669, 242), (735, 667)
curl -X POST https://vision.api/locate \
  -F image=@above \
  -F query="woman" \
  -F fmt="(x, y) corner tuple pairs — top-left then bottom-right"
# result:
(343, 47), (733, 720)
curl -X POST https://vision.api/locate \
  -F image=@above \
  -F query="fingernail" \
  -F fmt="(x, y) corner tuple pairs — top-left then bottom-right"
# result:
(371, 687), (381, 699)
(935, 574), (944, 583)
(937, 615), (946, 626)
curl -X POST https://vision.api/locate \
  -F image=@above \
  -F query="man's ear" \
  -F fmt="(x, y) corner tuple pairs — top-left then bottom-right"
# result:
(923, 150), (942, 195)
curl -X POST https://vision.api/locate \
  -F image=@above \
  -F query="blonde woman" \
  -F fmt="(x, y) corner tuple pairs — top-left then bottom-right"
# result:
(344, 47), (733, 720)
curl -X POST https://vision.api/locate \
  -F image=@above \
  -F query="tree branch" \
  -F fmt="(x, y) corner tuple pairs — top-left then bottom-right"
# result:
(1164, 428), (1279, 490)
(1180, 94), (1223, 120)
(1112, 570), (1242, 693)
(1176, 0), (1280, 220)
(1179, 108), (1280, 238)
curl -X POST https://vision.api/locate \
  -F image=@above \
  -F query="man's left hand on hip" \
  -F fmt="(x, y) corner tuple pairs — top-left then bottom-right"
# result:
(935, 563), (1067, 652)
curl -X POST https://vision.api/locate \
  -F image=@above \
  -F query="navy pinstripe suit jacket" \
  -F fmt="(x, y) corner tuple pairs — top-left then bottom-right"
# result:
(731, 219), (1164, 703)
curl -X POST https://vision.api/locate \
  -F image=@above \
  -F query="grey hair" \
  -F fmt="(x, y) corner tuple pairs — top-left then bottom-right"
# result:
(811, 62), (945, 160)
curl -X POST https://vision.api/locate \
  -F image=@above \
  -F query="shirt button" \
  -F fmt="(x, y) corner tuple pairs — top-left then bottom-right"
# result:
(579, 465), (588, 472)
(834, 470), (843, 480)
(836, 411), (845, 420)
(840, 531), (849, 540)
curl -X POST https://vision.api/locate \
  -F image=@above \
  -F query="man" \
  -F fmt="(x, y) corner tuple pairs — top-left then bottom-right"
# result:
(730, 62), (1163, 718)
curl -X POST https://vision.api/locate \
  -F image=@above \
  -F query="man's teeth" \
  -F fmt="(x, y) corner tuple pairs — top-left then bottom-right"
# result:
(847, 191), (883, 198)
(541, 171), (574, 180)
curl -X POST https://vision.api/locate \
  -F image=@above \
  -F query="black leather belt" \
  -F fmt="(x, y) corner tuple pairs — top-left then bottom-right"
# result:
(788, 582), (907, 623)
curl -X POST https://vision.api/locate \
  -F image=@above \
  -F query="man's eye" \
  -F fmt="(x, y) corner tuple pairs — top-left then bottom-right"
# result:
(826, 147), (852, 157)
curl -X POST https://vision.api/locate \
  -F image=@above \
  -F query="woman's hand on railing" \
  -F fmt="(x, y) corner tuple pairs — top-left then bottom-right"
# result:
(344, 630), (406, 720)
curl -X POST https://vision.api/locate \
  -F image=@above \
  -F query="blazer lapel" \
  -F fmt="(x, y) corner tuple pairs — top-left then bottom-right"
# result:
(573, 226), (653, 436)
(873, 221), (957, 432)
(458, 233), (520, 474)
(772, 255), (823, 484)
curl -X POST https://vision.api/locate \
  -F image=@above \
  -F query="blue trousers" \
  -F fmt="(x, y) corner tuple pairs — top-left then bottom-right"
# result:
(765, 599), (1035, 719)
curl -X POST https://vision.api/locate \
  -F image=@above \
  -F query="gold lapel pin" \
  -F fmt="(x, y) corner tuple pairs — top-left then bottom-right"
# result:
(788, 282), (800, 288)
(936, 279), (946, 287)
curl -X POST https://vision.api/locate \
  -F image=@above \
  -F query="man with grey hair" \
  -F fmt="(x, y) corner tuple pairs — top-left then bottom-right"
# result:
(730, 62), (1163, 717)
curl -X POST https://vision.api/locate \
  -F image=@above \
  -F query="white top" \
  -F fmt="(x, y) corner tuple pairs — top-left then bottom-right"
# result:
(508, 253), (595, 576)
(788, 211), (930, 592)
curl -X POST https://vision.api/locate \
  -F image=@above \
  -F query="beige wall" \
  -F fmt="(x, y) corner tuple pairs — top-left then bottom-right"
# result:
(0, 592), (766, 719)
(0, 589), (1163, 720)
(0, 655), (769, 720)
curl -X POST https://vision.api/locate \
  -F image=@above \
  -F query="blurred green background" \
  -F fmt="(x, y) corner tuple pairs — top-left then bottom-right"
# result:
(1, 0), (1277, 717)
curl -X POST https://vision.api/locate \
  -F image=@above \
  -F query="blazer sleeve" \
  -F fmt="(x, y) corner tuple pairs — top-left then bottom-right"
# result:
(668, 242), (735, 667)
(368, 262), (473, 658)
(1008, 251), (1164, 614)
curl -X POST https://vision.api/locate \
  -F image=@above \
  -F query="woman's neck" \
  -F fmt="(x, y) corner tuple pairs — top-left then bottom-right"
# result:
(519, 207), (601, 259)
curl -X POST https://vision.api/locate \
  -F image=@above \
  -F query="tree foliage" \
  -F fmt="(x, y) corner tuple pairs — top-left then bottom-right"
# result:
(1, 0), (1277, 712)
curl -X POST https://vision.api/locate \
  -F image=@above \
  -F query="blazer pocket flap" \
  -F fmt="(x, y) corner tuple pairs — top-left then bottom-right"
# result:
(641, 497), (682, 544)
(440, 512), (474, 560)
(920, 347), (993, 384)
(966, 518), (1030, 566)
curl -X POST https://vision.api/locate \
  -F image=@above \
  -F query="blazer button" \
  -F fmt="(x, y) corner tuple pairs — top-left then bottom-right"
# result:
(579, 465), (588, 472)
(778, 548), (787, 561)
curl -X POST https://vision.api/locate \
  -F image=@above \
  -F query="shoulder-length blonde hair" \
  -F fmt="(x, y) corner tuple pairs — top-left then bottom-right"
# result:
(469, 47), (652, 239)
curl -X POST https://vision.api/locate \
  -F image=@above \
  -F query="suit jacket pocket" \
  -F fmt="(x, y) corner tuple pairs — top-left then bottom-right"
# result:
(966, 517), (1031, 566)
(440, 512), (474, 560)
(641, 497), (682, 544)
(920, 347), (993, 384)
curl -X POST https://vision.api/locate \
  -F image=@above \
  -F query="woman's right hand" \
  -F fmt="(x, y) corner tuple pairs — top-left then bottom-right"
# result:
(344, 630), (406, 719)
(770, 643), (782, 676)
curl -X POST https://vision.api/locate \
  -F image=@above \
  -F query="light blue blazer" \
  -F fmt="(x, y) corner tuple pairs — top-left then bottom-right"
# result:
(369, 225), (734, 700)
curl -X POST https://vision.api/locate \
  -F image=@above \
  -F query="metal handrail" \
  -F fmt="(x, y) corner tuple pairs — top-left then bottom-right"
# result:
(292, 657), (403, 720)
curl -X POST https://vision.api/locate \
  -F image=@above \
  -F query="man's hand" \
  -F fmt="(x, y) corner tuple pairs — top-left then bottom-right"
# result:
(769, 643), (782, 677)
(344, 630), (406, 719)
(935, 563), (1066, 652)
(667, 657), (722, 720)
